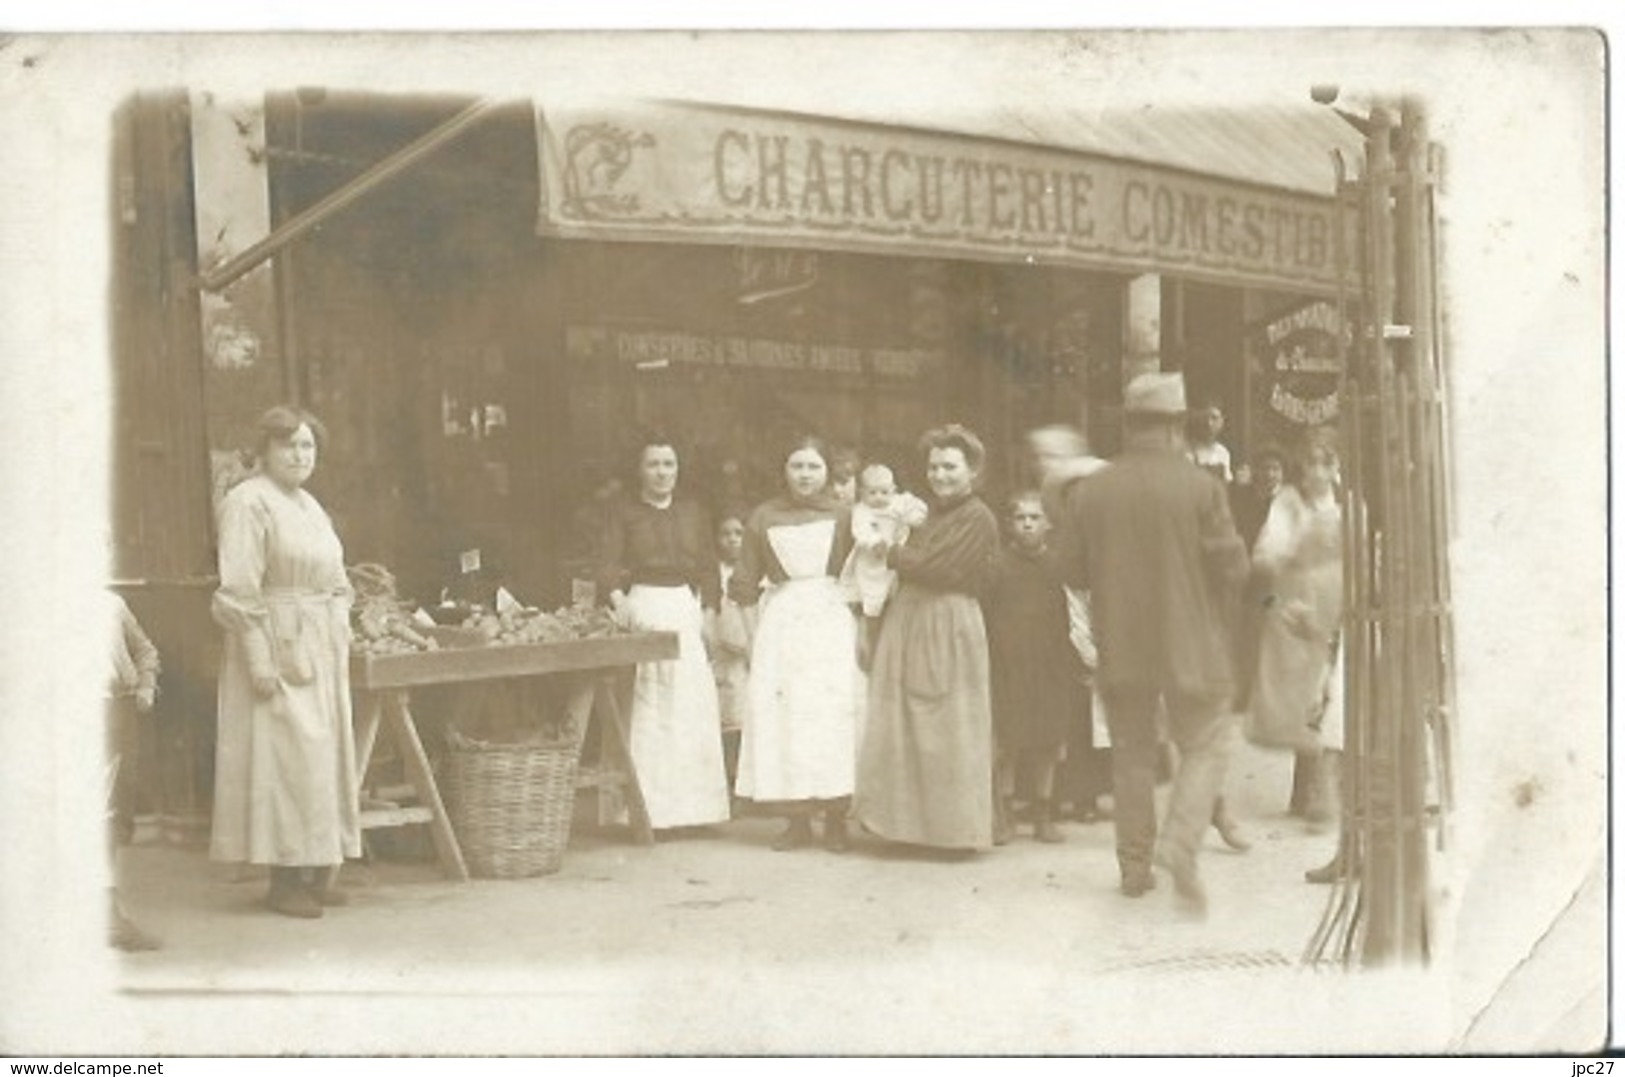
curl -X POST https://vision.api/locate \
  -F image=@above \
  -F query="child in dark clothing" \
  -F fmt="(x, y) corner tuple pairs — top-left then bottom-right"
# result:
(982, 492), (1086, 844)
(709, 511), (751, 795)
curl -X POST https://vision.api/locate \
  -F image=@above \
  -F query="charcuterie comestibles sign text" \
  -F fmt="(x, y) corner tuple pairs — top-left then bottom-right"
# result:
(538, 101), (1354, 294)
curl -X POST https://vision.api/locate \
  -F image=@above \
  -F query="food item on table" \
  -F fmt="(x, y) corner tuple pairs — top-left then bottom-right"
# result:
(458, 604), (623, 646)
(553, 604), (620, 639)
(347, 562), (440, 656)
(347, 561), (634, 656)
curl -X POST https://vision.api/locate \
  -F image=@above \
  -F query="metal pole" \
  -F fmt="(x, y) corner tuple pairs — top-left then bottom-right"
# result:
(1360, 106), (1399, 965)
(1400, 101), (1449, 960)
(1308, 97), (1454, 971)
(1308, 151), (1364, 966)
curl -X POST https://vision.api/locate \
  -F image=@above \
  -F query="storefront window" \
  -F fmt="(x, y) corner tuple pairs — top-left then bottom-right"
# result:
(556, 243), (1126, 517)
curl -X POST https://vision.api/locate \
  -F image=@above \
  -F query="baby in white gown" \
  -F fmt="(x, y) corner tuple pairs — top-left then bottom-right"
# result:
(839, 463), (928, 665)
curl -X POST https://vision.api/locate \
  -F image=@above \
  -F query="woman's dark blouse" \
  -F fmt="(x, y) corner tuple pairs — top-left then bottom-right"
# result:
(598, 497), (719, 610)
(890, 492), (1000, 598)
(727, 495), (853, 608)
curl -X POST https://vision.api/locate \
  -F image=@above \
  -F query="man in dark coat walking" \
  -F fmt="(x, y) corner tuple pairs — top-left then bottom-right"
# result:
(1054, 372), (1250, 913)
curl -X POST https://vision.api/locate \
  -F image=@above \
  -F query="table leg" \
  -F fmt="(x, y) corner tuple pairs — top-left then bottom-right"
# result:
(355, 692), (385, 781)
(563, 677), (596, 755)
(599, 672), (654, 845)
(562, 676), (616, 830)
(329, 691), (388, 891)
(384, 693), (470, 881)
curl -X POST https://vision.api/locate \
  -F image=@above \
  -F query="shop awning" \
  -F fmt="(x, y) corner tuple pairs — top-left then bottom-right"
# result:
(190, 87), (1367, 300)
(973, 105), (1365, 199)
(536, 98), (1362, 295)
(673, 92), (1366, 199)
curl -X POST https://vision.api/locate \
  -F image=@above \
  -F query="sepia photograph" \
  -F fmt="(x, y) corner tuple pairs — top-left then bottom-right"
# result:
(0, 20), (1609, 1057)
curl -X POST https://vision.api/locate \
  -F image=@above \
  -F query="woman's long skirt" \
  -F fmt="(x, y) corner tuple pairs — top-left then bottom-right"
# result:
(735, 576), (863, 802)
(210, 593), (361, 867)
(854, 586), (993, 850)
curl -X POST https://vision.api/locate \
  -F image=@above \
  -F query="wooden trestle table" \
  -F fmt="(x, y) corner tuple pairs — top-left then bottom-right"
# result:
(347, 631), (680, 880)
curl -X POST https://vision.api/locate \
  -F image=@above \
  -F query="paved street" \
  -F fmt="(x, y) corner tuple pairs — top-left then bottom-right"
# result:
(95, 738), (1474, 1055)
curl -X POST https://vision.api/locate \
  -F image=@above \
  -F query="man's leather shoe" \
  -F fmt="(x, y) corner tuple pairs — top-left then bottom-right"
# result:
(1120, 871), (1157, 898)
(1157, 853), (1209, 917)
(1213, 814), (1253, 853)
(1305, 856), (1347, 884)
(110, 907), (161, 951)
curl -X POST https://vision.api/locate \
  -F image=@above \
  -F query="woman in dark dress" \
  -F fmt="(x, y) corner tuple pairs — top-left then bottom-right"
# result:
(598, 436), (731, 833)
(854, 425), (1001, 851)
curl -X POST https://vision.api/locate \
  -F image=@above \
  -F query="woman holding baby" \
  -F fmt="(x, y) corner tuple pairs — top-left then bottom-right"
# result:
(729, 435), (867, 852)
(854, 424), (1002, 852)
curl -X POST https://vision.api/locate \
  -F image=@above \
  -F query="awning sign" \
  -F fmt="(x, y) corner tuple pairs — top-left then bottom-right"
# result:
(537, 100), (1355, 294)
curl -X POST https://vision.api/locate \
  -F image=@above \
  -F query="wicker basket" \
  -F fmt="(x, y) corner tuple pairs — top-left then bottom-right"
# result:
(443, 729), (580, 879)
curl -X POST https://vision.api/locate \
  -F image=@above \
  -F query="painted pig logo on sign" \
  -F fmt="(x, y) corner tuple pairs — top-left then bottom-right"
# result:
(561, 123), (656, 219)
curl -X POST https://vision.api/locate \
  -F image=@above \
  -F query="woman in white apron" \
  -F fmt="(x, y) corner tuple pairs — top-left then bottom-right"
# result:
(729, 437), (864, 852)
(599, 438), (731, 834)
(1243, 434), (1345, 873)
